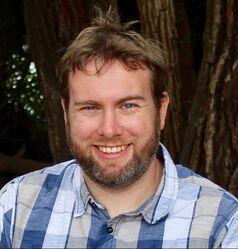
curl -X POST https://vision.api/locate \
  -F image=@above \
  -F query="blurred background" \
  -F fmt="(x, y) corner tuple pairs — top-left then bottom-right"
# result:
(0, 0), (237, 196)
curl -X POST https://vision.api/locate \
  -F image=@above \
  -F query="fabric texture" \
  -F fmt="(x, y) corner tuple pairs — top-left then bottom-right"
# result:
(0, 144), (237, 248)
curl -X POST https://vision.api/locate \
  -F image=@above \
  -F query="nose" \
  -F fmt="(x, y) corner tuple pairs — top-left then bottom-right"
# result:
(97, 109), (122, 138)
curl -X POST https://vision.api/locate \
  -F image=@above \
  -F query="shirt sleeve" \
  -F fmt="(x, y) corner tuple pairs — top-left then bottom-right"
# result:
(220, 211), (238, 248)
(0, 178), (19, 248)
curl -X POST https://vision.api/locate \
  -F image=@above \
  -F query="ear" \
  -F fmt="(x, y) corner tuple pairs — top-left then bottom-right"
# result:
(159, 91), (169, 130)
(61, 98), (68, 125)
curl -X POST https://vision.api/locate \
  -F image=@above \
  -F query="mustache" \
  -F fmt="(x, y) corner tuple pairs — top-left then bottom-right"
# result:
(66, 133), (133, 147)
(92, 139), (133, 145)
(65, 125), (134, 146)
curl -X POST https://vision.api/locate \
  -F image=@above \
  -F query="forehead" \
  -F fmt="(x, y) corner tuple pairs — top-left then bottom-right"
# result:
(71, 59), (149, 77)
(68, 60), (153, 100)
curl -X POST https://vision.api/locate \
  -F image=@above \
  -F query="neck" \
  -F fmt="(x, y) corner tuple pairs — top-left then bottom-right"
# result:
(83, 157), (163, 218)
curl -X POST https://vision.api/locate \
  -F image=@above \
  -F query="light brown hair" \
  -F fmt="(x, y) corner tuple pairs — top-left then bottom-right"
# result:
(57, 8), (168, 108)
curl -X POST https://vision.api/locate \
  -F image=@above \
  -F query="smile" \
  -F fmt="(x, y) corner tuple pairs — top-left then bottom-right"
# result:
(97, 145), (127, 154)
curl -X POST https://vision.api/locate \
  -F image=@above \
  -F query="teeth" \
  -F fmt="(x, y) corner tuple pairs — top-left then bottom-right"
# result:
(98, 145), (127, 154)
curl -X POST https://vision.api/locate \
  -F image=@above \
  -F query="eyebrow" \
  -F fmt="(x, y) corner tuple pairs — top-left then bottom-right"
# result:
(73, 95), (146, 106)
(74, 100), (99, 106)
(117, 95), (146, 104)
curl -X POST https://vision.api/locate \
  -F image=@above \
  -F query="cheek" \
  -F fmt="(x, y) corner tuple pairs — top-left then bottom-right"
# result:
(123, 115), (154, 137)
(69, 117), (99, 141)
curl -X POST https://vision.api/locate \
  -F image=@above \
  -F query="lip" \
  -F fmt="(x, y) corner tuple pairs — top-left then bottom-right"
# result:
(93, 144), (132, 160)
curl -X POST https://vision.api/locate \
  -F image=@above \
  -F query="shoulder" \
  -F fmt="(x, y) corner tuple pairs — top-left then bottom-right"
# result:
(175, 164), (238, 246)
(175, 164), (238, 204)
(0, 159), (80, 212)
(19, 159), (79, 186)
(0, 160), (81, 247)
(23, 159), (78, 177)
(174, 164), (238, 221)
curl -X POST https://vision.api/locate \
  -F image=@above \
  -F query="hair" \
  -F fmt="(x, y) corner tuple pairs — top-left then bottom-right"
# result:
(57, 7), (168, 108)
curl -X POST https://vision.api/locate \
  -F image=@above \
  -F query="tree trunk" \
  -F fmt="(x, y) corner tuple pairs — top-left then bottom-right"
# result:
(181, 0), (238, 195)
(136, 0), (196, 159)
(137, 0), (238, 195)
(23, 0), (118, 163)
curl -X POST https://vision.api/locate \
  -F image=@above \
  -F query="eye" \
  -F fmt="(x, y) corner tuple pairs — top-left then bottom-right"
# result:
(81, 106), (97, 111)
(122, 103), (137, 109)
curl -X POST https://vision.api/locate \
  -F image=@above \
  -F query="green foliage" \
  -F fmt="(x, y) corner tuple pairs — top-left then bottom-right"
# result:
(0, 48), (51, 161)
(5, 52), (45, 121)
(0, 0), (52, 162)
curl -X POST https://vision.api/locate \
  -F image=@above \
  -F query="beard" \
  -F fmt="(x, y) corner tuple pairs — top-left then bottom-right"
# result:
(66, 119), (160, 189)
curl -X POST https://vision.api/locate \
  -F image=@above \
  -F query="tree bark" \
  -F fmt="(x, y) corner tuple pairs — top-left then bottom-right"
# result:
(23, 0), (118, 163)
(137, 0), (238, 195)
(173, 0), (197, 123)
(136, 0), (195, 159)
(181, 0), (238, 194)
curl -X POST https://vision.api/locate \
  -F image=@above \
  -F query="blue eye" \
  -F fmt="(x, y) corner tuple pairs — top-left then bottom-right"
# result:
(123, 103), (136, 109)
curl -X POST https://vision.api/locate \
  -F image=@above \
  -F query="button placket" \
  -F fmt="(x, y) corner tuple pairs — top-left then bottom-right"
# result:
(107, 226), (113, 234)
(91, 202), (97, 208)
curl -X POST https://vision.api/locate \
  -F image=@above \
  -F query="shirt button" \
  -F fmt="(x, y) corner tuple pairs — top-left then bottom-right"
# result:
(107, 226), (113, 234)
(91, 202), (97, 208)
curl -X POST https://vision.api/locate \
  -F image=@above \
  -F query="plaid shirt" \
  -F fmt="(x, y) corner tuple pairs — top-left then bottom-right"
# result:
(0, 144), (237, 248)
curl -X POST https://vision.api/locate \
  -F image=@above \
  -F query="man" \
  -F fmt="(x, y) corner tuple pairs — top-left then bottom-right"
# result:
(0, 10), (237, 249)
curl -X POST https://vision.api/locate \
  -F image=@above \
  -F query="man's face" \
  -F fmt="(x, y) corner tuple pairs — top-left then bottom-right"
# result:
(62, 60), (168, 189)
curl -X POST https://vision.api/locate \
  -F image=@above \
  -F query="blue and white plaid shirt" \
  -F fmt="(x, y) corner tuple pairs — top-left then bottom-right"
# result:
(0, 144), (237, 248)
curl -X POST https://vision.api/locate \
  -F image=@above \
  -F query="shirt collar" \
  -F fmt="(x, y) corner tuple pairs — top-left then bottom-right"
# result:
(73, 166), (104, 217)
(142, 144), (178, 224)
(72, 165), (86, 217)
(73, 143), (178, 222)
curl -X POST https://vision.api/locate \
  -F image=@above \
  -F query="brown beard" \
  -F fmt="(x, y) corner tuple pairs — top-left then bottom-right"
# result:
(66, 119), (160, 189)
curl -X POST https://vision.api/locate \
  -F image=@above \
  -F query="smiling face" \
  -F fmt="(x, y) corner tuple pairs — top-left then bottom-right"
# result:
(62, 60), (169, 189)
